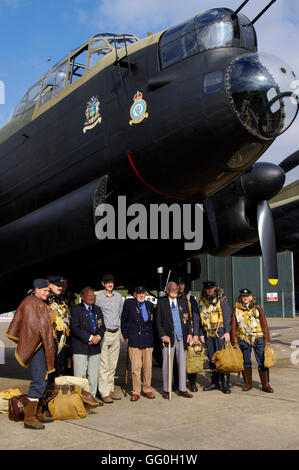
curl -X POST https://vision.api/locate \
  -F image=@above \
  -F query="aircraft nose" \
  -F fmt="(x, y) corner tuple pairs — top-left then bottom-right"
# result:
(225, 52), (298, 139)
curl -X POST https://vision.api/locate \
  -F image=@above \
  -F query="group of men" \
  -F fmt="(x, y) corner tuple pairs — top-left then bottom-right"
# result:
(6, 273), (273, 430)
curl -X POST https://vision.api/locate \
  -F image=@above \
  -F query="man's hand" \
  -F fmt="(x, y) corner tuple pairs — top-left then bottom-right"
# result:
(221, 332), (230, 342)
(162, 336), (170, 344)
(88, 335), (100, 345)
(192, 335), (199, 345)
(187, 334), (193, 344)
(200, 335), (206, 344)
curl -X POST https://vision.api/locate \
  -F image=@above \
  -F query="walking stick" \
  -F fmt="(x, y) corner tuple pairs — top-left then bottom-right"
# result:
(168, 340), (172, 401)
(124, 343), (129, 397)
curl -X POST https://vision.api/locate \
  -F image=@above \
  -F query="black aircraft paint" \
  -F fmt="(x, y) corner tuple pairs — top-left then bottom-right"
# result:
(0, 5), (298, 311)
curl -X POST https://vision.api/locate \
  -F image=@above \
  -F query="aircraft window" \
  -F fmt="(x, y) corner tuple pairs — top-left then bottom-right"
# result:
(160, 30), (198, 69)
(159, 18), (195, 47)
(52, 61), (67, 97)
(204, 71), (223, 94)
(107, 37), (137, 49)
(14, 96), (27, 116)
(68, 47), (88, 84)
(39, 61), (67, 106)
(160, 9), (233, 69)
(238, 14), (257, 50)
(27, 81), (41, 107)
(196, 10), (233, 51)
(89, 49), (111, 68)
(91, 39), (108, 50)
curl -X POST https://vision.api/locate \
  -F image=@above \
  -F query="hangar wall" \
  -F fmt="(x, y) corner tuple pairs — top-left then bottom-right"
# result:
(192, 252), (296, 318)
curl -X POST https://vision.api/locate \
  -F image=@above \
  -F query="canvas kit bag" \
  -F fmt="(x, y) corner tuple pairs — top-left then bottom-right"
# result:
(212, 341), (244, 373)
(46, 384), (98, 420)
(186, 343), (207, 374)
(264, 345), (276, 368)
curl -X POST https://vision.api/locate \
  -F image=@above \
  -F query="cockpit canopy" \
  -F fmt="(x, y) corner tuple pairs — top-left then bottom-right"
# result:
(13, 33), (138, 118)
(159, 8), (257, 69)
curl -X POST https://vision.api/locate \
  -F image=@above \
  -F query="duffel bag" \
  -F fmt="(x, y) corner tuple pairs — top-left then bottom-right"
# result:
(212, 341), (244, 373)
(186, 343), (207, 374)
(47, 385), (87, 420)
(264, 345), (276, 368)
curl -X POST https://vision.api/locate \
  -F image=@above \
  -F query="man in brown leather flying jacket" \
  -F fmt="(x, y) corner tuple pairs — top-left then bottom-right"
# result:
(6, 279), (55, 429)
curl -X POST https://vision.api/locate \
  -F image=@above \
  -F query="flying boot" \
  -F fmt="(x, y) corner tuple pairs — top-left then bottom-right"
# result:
(241, 367), (253, 391)
(24, 400), (45, 430)
(203, 370), (220, 391)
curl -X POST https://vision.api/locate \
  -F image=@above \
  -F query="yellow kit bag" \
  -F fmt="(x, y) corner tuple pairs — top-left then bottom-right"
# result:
(212, 341), (244, 373)
(264, 345), (276, 368)
(186, 343), (207, 374)
(48, 385), (87, 420)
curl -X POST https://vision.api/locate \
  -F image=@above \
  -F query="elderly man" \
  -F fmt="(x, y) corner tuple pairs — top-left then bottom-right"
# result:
(156, 281), (193, 398)
(199, 280), (231, 394)
(6, 279), (55, 430)
(71, 287), (106, 397)
(95, 274), (123, 403)
(121, 286), (155, 401)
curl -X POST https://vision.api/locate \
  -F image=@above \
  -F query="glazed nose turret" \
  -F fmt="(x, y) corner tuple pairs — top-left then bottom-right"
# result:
(225, 52), (298, 139)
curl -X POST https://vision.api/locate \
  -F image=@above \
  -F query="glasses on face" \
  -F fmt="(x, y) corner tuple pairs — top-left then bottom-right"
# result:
(168, 288), (178, 292)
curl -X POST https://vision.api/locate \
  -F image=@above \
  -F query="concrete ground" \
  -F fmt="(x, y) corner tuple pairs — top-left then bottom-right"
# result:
(0, 317), (299, 451)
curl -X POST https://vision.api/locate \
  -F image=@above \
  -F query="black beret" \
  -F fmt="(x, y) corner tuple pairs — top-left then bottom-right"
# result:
(33, 279), (49, 289)
(48, 276), (65, 286)
(240, 288), (252, 295)
(102, 274), (115, 282)
(177, 277), (186, 285)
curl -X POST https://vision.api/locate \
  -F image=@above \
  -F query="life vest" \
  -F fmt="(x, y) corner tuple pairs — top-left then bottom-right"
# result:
(48, 297), (70, 353)
(199, 295), (224, 337)
(234, 302), (264, 345)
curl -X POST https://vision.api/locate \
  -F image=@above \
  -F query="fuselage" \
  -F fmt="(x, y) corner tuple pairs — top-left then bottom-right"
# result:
(0, 7), (297, 311)
(2, 7), (295, 225)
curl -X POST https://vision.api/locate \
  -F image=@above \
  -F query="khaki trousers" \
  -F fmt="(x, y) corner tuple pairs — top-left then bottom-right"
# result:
(129, 346), (153, 396)
(98, 330), (121, 398)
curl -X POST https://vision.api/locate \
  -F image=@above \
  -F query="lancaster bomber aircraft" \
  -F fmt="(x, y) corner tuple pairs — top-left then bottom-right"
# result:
(0, 0), (298, 312)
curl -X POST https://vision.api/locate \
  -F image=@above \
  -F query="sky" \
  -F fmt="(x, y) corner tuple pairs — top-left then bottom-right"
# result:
(0, 0), (298, 184)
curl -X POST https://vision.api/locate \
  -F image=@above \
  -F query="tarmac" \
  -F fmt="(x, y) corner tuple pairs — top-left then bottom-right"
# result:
(0, 317), (299, 451)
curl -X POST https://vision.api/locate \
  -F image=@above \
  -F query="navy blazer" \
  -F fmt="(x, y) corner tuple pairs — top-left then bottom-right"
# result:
(156, 297), (192, 350)
(71, 302), (106, 356)
(121, 298), (154, 349)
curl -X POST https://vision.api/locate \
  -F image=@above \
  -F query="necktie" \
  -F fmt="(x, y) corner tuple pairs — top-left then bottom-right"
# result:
(138, 302), (149, 322)
(88, 306), (97, 332)
(172, 301), (176, 309)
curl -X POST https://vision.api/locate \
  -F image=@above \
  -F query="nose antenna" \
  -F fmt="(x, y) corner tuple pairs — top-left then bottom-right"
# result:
(250, 0), (277, 25)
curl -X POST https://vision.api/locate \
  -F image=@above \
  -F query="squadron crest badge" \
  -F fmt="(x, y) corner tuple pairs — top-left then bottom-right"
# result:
(129, 91), (149, 125)
(83, 96), (102, 133)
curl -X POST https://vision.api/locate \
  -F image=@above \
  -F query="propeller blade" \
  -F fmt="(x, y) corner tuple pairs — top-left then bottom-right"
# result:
(279, 150), (299, 173)
(257, 200), (278, 285)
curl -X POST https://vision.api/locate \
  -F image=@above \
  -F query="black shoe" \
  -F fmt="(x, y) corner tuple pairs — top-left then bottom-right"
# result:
(189, 384), (198, 392)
